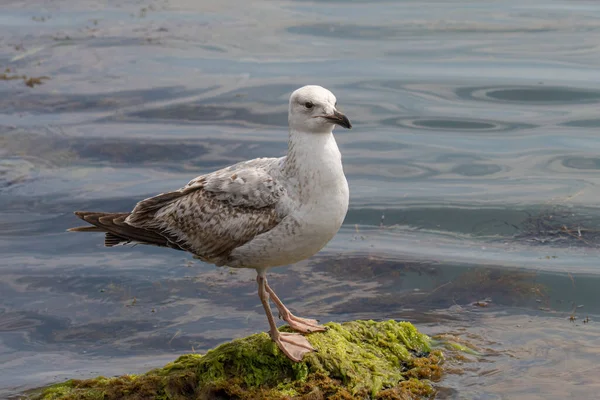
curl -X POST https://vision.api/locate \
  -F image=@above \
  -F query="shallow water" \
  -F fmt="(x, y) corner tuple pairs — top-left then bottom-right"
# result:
(2, 0), (600, 398)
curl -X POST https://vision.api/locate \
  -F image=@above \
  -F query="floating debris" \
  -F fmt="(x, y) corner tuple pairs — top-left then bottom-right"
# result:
(24, 76), (50, 87)
(472, 298), (492, 308)
(516, 203), (600, 248)
(10, 45), (46, 62)
(0, 71), (49, 87)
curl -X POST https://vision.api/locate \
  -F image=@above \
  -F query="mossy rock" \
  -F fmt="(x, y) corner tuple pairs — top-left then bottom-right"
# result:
(29, 320), (443, 400)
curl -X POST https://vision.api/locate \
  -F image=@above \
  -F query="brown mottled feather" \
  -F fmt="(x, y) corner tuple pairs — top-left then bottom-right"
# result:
(71, 211), (188, 251)
(104, 232), (128, 247)
(126, 161), (285, 262)
(69, 159), (287, 263)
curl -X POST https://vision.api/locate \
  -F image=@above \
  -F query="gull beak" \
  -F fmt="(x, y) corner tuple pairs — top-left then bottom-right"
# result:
(324, 109), (352, 129)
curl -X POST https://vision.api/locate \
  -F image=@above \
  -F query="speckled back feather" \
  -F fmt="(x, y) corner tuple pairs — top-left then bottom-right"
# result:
(70, 158), (286, 264)
(125, 158), (286, 263)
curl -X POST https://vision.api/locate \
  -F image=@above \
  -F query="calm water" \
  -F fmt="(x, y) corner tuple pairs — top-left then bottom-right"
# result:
(3, 0), (600, 398)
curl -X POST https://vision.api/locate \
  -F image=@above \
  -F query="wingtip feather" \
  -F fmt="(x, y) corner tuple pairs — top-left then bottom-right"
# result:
(68, 226), (103, 232)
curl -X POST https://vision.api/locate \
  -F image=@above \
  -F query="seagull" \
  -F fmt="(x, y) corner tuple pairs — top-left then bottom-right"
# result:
(69, 85), (352, 362)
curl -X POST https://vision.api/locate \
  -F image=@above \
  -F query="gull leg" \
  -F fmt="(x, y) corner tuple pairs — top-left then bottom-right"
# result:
(256, 270), (316, 362)
(264, 280), (327, 334)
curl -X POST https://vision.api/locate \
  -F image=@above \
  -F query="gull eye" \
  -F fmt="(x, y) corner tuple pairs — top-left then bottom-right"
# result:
(304, 102), (314, 109)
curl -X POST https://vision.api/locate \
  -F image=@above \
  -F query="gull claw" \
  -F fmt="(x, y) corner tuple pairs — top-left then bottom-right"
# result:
(283, 315), (327, 334)
(274, 332), (316, 362)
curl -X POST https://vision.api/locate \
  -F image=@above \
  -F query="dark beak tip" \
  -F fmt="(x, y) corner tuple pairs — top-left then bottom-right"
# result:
(341, 116), (352, 129)
(329, 110), (352, 129)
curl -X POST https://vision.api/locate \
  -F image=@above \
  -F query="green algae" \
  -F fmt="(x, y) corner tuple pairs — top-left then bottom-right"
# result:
(435, 340), (481, 356)
(29, 320), (443, 400)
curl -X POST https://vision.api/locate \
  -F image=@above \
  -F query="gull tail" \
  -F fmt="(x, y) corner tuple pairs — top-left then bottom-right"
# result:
(69, 211), (183, 250)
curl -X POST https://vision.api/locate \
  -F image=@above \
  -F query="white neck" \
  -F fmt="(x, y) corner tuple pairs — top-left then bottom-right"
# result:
(283, 128), (345, 200)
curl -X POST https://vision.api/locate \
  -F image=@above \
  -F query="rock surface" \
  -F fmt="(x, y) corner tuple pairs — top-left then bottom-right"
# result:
(30, 320), (443, 400)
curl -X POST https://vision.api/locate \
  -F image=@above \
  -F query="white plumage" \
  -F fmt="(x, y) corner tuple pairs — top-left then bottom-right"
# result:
(70, 85), (352, 361)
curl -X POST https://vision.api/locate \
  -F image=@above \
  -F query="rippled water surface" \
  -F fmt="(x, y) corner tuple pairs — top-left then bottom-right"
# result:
(3, 0), (600, 398)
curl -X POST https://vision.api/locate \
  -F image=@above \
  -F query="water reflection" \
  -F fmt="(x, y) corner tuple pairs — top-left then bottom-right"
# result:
(0, 87), (208, 114)
(457, 85), (600, 104)
(3, 0), (600, 398)
(3, 255), (597, 356)
(381, 116), (535, 133)
(128, 104), (288, 127)
(561, 118), (600, 127)
(562, 157), (600, 170)
(451, 163), (503, 176)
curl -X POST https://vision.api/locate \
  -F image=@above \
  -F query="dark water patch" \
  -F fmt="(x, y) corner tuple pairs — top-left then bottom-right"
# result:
(125, 329), (224, 353)
(346, 207), (528, 236)
(125, 104), (288, 127)
(289, 0), (394, 3)
(0, 157), (38, 189)
(197, 44), (227, 53)
(221, 140), (286, 161)
(451, 163), (503, 177)
(71, 138), (209, 165)
(0, 128), (290, 175)
(86, 36), (170, 48)
(382, 116), (534, 133)
(0, 310), (53, 333)
(344, 79), (411, 93)
(202, 83), (299, 106)
(0, 195), (139, 218)
(288, 23), (556, 41)
(413, 119), (496, 130)
(0, 86), (209, 114)
(349, 171), (436, 183)
(313, 257), (439, 282)
(0, 214), (67, 237)
(15, 274), (158, 301)
(312, 258), (547, 314)
(434, 153), (483, 163)
(1, 272), (257, 354)
(15, 271), (259, 316)
(288, 23), (400, 41)
(344, 141), (408, 152)
(562, 156), (600, 170)
(47, 320), (160, 347)
(0, 310), (70, 351)
(348, 159), (439, 181)
(516, 205), (600, 247)
(561, 119), (600, 128)
(0, 130), (209, 168)
(349, 205), (600, 246)
(456, 86), (600, 105)
(0, 310), (180, 356)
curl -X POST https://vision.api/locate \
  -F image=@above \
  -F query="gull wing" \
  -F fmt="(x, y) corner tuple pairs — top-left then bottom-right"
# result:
(124, 158), (287, 262)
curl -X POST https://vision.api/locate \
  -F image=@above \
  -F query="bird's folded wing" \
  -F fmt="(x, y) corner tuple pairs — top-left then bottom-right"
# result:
(125, 158), (287, 261)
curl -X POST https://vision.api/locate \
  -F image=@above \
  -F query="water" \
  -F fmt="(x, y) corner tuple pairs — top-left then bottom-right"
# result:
(2, 0), (600, 398)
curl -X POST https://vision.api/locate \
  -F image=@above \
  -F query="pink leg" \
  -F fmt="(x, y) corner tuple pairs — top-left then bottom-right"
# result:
(264, 281), (327, 334)
(256, 271), (316, 362)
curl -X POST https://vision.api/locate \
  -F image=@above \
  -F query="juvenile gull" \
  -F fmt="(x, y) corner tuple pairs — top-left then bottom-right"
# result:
(69, 85), (352, 362)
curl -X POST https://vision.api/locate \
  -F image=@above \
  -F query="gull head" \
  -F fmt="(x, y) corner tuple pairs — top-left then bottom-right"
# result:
(288, 85), (352, 133)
